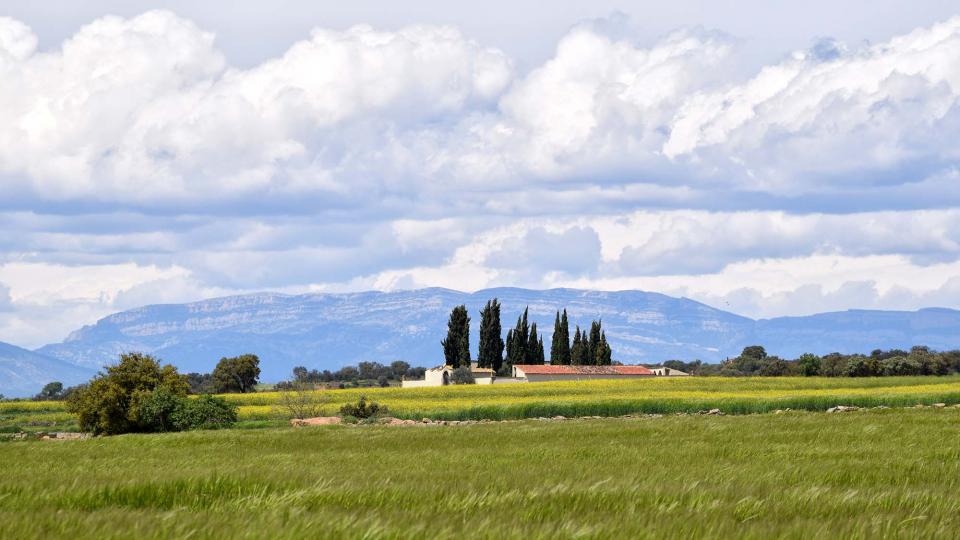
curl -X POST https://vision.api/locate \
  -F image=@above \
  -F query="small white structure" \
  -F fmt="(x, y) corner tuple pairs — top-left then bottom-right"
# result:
(649, 366), (689, 377)
(402, 362), (495, 388)
(512, 364), (655, 382)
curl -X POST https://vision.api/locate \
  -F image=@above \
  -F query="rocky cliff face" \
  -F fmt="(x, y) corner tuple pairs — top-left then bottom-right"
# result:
(33, 287), (960, 382)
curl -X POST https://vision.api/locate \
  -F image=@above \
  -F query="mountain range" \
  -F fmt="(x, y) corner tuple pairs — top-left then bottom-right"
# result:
(3, 287), (959, 397)
(0, 341), (94, 398)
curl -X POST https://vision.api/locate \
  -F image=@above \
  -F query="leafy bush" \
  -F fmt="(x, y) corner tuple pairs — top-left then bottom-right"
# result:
(171, 395), (237, 430)
(133, 387), (183, 432)
(339, 396), (387, 419)
(67, 352), (190, 435)
(450, 367), (476, 385)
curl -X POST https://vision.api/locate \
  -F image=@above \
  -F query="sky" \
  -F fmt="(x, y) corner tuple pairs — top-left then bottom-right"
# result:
(1, 1), (960, 348)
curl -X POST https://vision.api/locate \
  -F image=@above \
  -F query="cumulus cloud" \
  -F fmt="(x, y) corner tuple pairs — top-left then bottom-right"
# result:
(663, 16), (960, 191)
(1, 12), (960, 345)
(0, 282), (12, 312)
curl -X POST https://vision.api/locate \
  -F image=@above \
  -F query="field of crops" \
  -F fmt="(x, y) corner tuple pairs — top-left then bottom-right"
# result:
(3, 376), (960, 431)
(2, 407), (959, 538)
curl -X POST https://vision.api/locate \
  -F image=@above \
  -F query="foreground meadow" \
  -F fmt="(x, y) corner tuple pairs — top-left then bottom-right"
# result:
(1, 408), (959, 539)
(3, 376), (960, 431)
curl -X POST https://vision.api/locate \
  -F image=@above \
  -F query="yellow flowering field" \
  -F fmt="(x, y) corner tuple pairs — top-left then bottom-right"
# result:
(5, 376), (960, 429)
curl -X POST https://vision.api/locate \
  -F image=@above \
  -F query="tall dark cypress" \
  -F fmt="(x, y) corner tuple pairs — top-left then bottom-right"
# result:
(441, 305), (470, 368)
(588, 320), (602, 365)
(478, 298), (504, 372)
(571, 326), (586, 365)
(559, 309), (571, 364)
(550, 311), (562, 365)
(507, 309), (530, 368)
(598, 330), (612, 365)
(526, 322), (542, 365)
(504, 329), (514, 372)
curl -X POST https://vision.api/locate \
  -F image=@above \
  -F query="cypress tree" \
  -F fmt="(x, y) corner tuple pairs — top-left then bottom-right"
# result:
(526, 322), (543, 365)
(506, 307), (530, 369)
(559, 309), (571, 364)
(550, 311), (562, 365)
(571, 326), (586, 365)
(478, 299), (504, 372)
(441, 305), (470, 368)
(588, 320), (602, 365)
(504, 329), (514, 373)
(598, 330), (612, 365)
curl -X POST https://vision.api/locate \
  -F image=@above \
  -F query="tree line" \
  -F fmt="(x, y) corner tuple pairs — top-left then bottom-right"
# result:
(280, 360), (425, 389)
(662, 345), (960, 377)
(443, 299), (613, 375)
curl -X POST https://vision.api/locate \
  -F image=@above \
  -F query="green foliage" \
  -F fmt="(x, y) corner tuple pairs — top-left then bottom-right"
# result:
(441, 305), (471, 368)
(526, 322), (544, 364)
(551, 309), (572, 365)
(35, 381), (64, 401)
(571, 326), (590, 365)
(170, 395), (237, 430)
(185, 372), (214, 394)
(212, 354), (261, 394)
(797, 354), (822, 376)
(478, 298), (504, 372)
(133, 387), (183, 432)
(504, 307), (530, 373)
(66, 352), (190, 435)
(843, 355), (882, 377)
(339, 396), (387, 419)
(450, 366), (476, 385)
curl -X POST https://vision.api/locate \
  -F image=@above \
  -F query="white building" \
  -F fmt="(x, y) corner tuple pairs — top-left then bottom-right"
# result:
(648, 366), (689, 377)
(401, 362), (495, 388)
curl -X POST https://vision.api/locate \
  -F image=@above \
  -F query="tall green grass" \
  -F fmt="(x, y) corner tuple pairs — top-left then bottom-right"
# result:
(1, 408), (959, 538)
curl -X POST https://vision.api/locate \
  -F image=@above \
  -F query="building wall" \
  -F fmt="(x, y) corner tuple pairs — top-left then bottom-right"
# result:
(401, 379), (433, 388)
(523, 374), (654, 382)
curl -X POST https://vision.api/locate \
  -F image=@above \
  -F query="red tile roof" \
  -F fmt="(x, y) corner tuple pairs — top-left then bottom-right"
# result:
(513, 365), (653, 376)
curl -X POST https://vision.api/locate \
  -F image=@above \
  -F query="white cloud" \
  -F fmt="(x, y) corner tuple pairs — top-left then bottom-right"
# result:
(1, 12), (960, 346)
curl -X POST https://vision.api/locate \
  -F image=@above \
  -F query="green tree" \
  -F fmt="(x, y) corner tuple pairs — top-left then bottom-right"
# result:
(35, 381), (64, 400)
(551, 309), (571, 365)
(505, 307), (530, 371)
(212, 354), (261, 393)
(450, 366), (476, 385)
(66, 352), (190, 435)
(596, 330), (612, 365)
(797, 353), (822, 376)
(478, 299), (504, 372)
(441, 305), (471, 368)
(526, 322), (544, 364)
(571, 326), (589, 365)
(587, 321), (602, 365)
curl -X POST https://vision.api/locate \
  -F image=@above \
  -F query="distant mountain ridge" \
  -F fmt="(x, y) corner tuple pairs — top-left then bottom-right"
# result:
(30, 287), (960, 382)
(0, 341), (94, 398)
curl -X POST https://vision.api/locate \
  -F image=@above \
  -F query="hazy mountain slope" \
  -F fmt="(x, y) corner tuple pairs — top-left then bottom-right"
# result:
(36, 288), (753, 380)
(33, 288), (960, 382)
(755, 308), (960, 358)
(0, 341), (95, 398)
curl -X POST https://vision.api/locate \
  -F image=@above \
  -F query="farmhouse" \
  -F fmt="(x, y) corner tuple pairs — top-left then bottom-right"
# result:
(401, 362), (495, 388)
(512, 364), (655, 382)
(649, 366), (690, 377)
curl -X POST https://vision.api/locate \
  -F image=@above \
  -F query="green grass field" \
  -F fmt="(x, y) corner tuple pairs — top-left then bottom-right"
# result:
(2, 408), (959, 539)
(4, 376), (960, 432)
